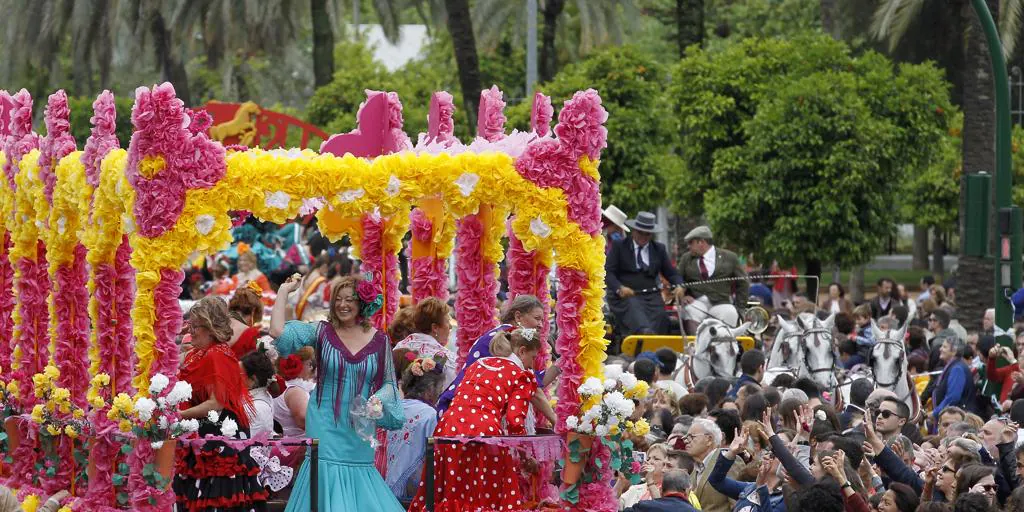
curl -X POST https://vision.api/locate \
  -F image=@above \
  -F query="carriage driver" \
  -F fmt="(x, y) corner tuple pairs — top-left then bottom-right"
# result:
(677, 226), (750, 335)
(606, 211), (686, 335)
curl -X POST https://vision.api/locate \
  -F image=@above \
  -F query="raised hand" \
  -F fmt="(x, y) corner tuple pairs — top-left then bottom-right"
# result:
(727, 427), (750, 460)
(1002, 421), (1020, 444)
(863, 411), (885, 453)
(762, 410), (776, 438)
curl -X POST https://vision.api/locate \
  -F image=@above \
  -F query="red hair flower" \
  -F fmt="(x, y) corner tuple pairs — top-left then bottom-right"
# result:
(279, 355), (303, 380)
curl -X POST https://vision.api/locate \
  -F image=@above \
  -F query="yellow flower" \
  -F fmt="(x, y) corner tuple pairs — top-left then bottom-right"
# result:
(625, 420), (634, 429)
(89, 396), (106, 409)
(43, 365), (60, 381)
(58, 404), (71, 414)
(609, 424), (621, 435)
(90, 373), (110, 387)
(30, 404), (45, 423)
(46, 424), (60, 436)
(73, 408), (85, 419)
(58, 507), (73, 512)
(625, 380), (649, 400)
(111, 392), (133, 413)
(118, 419), (133, 432)
(21, 494), (39, 512)
(5, 381), (19, 398)
(52, 387), (70, 403)
(64, 425), (78, 439)
(631, 418), (650, 437)
(32, 373), (50, 396)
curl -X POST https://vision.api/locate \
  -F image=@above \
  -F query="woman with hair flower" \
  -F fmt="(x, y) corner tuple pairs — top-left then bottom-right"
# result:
(393, 297), (458, 389)
(408, 329), (543, 512)
(270, 273), (404, 512)
(174, 296), (267, 511)
(385, 351), (448, 504)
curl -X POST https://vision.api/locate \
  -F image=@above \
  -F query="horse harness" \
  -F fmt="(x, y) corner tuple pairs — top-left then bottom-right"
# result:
(800, 327), (836, 376)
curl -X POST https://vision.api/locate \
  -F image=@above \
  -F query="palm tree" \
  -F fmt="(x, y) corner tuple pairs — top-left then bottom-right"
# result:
(872, 0), (1020, 329)
(471, 0), (640, 84)
(675, 0), (703, 57)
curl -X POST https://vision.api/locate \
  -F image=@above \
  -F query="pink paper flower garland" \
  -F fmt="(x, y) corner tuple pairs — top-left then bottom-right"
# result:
(409, 208), (449, 303)
(359, 214), (403, 331)
(80, 91), (119, 188)
(2, 89), (40, 188)
(0, 233), (12, 380)
(505, 218), (551, 365)
(39, 90), (75, 202)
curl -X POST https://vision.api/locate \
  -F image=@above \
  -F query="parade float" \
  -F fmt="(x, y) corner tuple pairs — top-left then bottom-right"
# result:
(0, 82), (637, 510)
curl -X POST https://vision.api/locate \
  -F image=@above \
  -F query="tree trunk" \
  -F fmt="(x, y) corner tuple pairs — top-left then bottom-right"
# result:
(957, 0), (998, 331)
(913, 224), (930, 270)
(151, 10), (191, 106)
(445, 0), (483, 128)
(540, 0), (565, 83)
(805, 259), (822, 299)
(849, 265), (865, 304)
(932, 227), (946, 280)
(676, 0), (704, 58)
(311, 0), (335, 89)
(820, 0), (840, 39)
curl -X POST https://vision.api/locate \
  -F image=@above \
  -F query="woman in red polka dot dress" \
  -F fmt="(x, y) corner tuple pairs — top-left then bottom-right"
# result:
(409, 329), (541, 512)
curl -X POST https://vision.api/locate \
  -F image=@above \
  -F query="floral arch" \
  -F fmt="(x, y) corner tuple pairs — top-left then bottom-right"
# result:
(0, 83), (612, 510)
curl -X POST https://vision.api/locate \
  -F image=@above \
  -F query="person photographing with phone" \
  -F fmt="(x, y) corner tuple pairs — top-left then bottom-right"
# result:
(706, 426), (786, 512)
(985, 343), (1024, 409)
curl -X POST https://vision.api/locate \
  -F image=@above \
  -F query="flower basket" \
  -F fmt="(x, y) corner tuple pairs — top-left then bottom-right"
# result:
(3, 417), (20, 454)
(561, 432), (594, 485)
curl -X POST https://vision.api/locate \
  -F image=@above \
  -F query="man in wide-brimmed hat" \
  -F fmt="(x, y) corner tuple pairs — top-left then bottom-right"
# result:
(677, 226), (749, 334)
(605, 211), (685, 337)
(601, 205), (630, 254)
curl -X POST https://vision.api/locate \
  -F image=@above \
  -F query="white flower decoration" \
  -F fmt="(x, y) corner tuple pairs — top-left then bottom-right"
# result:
(565, 416), (580, 430)
(604, 379), (618, 391)
(618, 373), (638, 389)
(454, 173), (479, 197)
(134, 397), (157, 422)
(337, 188), (365, 203)
(122, 215), (134, 234)
(265, 191), (291, 209)
(530, 217), (552, 238)
(299, 197), (325, 216)
(220, 417), (238, 438)
(149, 373), (170, 394)
(595, 425), (610, 437)
(158, 416), (169, 430)
(578, 377), (604, 397)
(151, 440), (164, 450)
(166, 381), (193, 406)
(194, 215), (215, 235)
(207, 410), (220, 423)
(56, 216), (66, 235)
(385, 175), (402, 196)
(815, 410), (827, 421)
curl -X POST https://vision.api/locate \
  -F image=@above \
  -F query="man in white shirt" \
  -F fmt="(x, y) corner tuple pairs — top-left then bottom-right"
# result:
(677, 226), (749, 334)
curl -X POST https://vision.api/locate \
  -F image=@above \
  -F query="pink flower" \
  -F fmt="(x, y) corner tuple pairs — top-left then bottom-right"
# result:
(531, 93), (554, 137)
(81, 91), (120, 187)
(477, 86), (507, 143)
(554, 88), (609, 161)
(356, 280), (378, 303)
(630, 461), (642, 474)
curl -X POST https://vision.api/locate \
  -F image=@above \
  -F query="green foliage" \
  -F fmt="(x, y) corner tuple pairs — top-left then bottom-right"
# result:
(670, 33), (954, 268)
(705, 0), (822, 50)
(507, 45), (676, 215)
(899, 112), (961, 231)
(66, 95), (136, 149)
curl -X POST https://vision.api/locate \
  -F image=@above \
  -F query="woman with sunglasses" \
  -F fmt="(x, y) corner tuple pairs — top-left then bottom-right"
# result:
(953, 464), (998, 506)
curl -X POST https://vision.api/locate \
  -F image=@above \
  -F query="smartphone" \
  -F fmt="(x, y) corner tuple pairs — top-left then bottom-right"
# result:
(634, 452), (647, 464)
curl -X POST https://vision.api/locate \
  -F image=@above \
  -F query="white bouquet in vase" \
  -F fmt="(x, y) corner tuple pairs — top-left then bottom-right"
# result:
(565, 375), (651, 438)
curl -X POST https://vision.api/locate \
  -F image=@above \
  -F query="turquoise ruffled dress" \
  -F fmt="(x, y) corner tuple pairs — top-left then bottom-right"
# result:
(276, 320), (405, 512)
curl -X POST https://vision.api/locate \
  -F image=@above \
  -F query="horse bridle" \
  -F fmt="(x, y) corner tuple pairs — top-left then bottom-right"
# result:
(871, 338), (906, 390)
(692, 335), (738, 379)
(801, 327), (836, 376)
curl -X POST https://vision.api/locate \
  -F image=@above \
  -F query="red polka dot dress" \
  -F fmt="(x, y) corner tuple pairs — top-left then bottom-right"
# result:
(409, 356), (537, 512)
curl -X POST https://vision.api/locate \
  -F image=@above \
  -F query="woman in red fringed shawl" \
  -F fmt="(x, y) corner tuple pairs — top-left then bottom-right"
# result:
(174, 296), (268, 512)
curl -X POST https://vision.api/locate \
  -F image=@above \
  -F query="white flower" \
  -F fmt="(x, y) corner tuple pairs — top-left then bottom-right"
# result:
(385, 175), (402, 196)
(530, 217), (551, 238)
(157, 397), (166, 409)
(618, 373), (638, 389)
(149, 374), (170, 395)
(122, 215), (134, 234)
(158, 416), (169, 430)
(194, 215), (215, 236)
(595, 425), (610, 437)
(56, 216), (66, 235)
(207, 410), (220, 423)
(566, 416), (580, 430)
(578, 421), (594, 434)
(265, 191), (291, 209)
(179, 419), (200, 432)
(603, 392), (634, 418)
(151, 441), (164, 450)
(604, 379), (618, 391)
(221, 417), (238, 438)
(454, 173), (479, 196)
(578, 377), (604, 397)
(337, 188), (365, 203)
(815, 410), (826, 422)
(604, 365), (624, 382)
(166, 381), (193, 406)
(608, 415), (620, 427)
(134, 397), (157, 422)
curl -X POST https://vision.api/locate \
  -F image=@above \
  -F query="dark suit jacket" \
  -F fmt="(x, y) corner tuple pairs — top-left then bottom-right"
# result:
(678, 248), (749, 307)
(623, 494), (697, 512)
(606, 237), (683, 294)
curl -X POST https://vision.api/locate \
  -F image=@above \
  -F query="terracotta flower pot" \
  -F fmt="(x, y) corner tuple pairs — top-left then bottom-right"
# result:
(561, 432), (594, 485)
(135, 438), (178, 489)
(3, 417), (20, 454)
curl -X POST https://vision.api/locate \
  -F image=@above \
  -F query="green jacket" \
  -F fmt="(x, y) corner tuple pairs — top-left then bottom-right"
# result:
(678, 248), (750, 307)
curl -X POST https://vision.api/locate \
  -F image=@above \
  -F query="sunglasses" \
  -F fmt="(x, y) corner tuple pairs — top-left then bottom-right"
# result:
(973, 484), (997, 493)
(682, 432), (711, 441)
(876, 410), (904, 420)
(942, 465), (956, 475)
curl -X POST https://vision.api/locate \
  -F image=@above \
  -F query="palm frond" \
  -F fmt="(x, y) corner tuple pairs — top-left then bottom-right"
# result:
(1000, 0), (1024, 58)
(371, 0), (401, 43)
(870, 0), (927, 52)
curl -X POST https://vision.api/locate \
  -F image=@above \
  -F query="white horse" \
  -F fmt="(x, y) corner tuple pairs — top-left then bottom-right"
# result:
(761, 316), (804, 386)
(794, 312), (838, 391)
(868, 320), (922, 423)
(681, 318), (750, 389)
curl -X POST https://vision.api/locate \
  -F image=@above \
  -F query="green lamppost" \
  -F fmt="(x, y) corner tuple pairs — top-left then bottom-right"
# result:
(968, 0), (1022, 341)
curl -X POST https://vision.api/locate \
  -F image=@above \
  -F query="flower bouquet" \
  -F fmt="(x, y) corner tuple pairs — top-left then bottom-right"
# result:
(0, 377), (22, 459)
(560, 372), (650, 502)
(28, 365), (92, 489)
(106, 374), (199, 490)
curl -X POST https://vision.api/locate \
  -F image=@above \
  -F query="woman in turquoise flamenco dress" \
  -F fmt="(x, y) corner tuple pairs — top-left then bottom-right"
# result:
(271, 273), (405, 512)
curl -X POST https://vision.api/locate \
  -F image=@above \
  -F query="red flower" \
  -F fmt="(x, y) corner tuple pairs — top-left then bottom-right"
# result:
(356, 280), (378, 303)
(278, 355), (303, 380)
